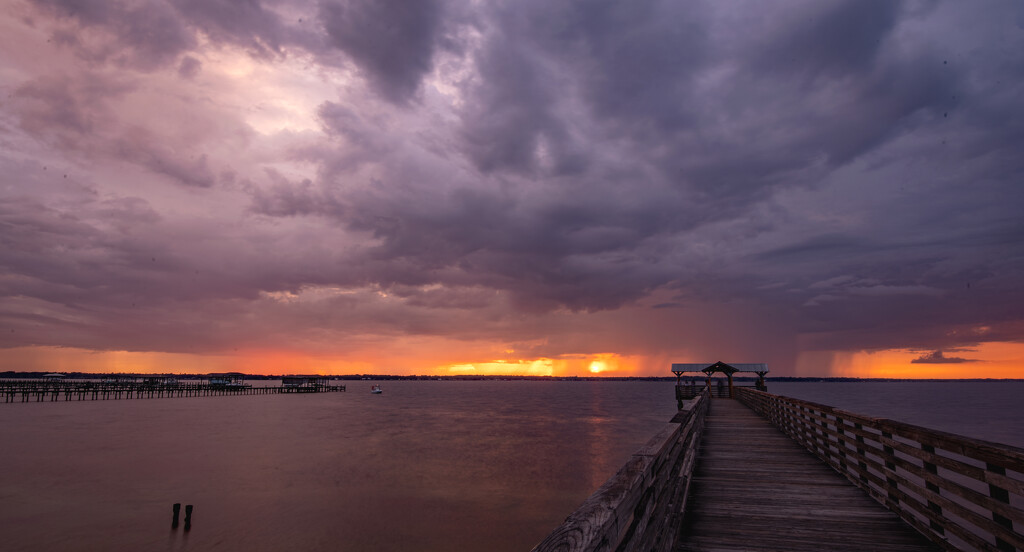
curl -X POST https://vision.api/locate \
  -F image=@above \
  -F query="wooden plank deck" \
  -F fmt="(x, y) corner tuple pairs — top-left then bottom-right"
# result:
(677, 399), (941, 552)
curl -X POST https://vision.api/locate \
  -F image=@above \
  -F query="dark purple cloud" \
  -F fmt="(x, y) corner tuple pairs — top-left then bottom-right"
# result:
(320, 0), (449, 103)
(2, 0), (1024, 374)
(911, 350), (973, 364)
(170, 0), (289, 58)
(750, 0), (901, 78)
(12, 74), (220, 188)
(177, 55), (201, 79)
(13, 74), (130, 141)
(32, 0), (195, 70)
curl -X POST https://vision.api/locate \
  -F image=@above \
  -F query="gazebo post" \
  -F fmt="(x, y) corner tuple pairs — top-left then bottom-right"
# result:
(727, 373), (734, 398)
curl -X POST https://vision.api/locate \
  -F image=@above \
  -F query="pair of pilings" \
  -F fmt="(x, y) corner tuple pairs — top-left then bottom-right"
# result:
(171, 503), (193, 531)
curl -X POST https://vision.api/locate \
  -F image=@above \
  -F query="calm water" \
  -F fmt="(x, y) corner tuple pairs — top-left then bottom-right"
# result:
(0, 380), (677, 552)
(1, 380), (1021, 551)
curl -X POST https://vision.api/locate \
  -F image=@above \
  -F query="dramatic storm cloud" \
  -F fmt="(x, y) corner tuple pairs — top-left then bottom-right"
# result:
(2, 0), (1023, 376)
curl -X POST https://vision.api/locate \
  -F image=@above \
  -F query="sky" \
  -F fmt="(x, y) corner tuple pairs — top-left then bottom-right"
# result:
(1, 0), (1023, 377)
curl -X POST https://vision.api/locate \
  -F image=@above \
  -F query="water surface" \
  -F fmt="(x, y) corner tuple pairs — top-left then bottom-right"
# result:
(0, 380), (677, 552)
(2, 379), (1022, 551)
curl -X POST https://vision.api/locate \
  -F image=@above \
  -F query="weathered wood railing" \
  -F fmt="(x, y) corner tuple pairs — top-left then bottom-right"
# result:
(736, 387), (1024, 552)
(532, 388), (709, 552)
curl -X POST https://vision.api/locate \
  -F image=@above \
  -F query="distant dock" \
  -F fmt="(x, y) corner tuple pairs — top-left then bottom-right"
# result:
(1, 377), (345, 403)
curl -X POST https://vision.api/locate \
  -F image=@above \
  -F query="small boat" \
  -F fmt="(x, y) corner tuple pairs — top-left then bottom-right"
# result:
(370, 384), (383, 394)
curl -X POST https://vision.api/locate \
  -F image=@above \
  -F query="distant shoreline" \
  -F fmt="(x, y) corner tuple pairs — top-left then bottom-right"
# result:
(1, 371), (1021, 382)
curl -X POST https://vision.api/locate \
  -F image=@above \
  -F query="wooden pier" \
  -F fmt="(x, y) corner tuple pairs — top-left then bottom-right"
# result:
(678, 398), (937, 551)
(1, 380), (346, 403)
(533, 377), (1024, 552)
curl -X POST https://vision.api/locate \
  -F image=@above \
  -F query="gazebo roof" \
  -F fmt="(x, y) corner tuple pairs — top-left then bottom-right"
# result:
(671, 361), (769, 376)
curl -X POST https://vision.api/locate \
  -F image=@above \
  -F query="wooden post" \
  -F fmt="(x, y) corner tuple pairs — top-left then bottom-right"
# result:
(835, 417), (847, 472)
(920, 445), (943, 536)
(987, 463), (1013, 551)
(881, 431), (899, 505)
(184, 504), (193, 532)
(854, 423), (868, 485)
(727, 374), (734, 398)
(172, 503), (181, 529)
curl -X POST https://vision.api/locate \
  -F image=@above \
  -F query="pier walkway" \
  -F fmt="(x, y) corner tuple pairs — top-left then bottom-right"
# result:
(677, 399), (938, 551)
(533, 381), (1024, 552)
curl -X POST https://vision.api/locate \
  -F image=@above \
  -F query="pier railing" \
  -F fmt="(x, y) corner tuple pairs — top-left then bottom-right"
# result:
(736, 387), (1024, 552)
(532, 388), (709, 552)
(676, 382), (761, 402)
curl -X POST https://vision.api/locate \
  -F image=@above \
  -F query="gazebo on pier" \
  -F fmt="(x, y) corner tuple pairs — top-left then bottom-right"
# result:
(671, 361), (769, 401)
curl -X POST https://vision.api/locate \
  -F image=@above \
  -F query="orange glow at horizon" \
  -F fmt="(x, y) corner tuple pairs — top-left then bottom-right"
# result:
(2, 343), (1022, 378)
(0, 346), (644, 377)
(442, 352), (633, 377)
(828, 342), (1024, 379)
(0, 346), (378, 376)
